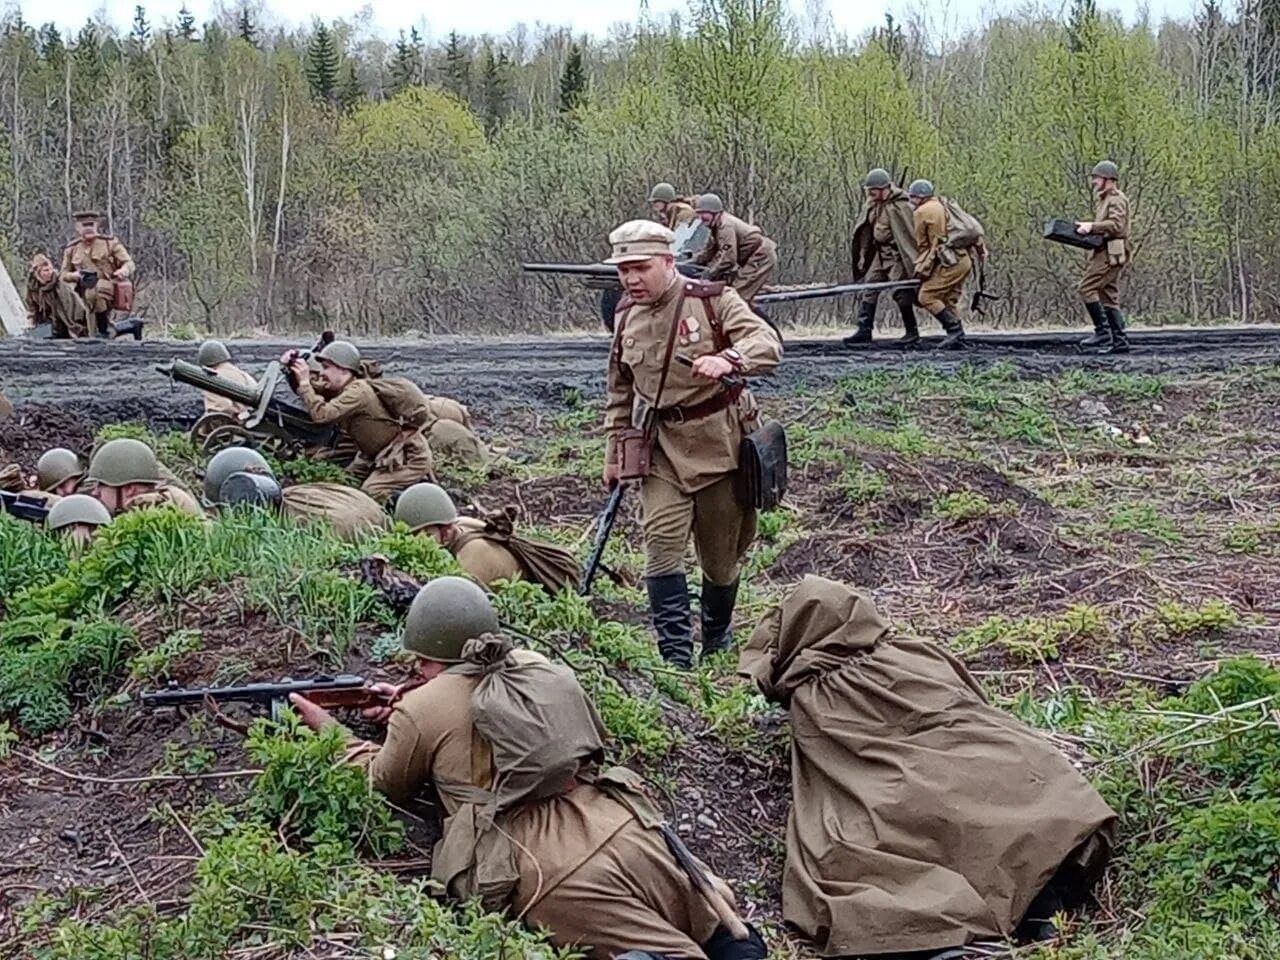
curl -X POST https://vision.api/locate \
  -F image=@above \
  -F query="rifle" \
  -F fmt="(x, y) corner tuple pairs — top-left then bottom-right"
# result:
(1, 490), (51, 523)
(579, 483), (625, 596)
(140, 674), (421, 720)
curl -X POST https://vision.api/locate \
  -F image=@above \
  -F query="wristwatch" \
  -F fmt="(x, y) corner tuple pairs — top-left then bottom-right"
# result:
(720, 348), (744, 369)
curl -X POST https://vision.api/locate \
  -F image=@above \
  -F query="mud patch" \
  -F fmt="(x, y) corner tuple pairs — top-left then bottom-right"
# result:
(0, 404), (97, 469)
(766, 534), (885, 587)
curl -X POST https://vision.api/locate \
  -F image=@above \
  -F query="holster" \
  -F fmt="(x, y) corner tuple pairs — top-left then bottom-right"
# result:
(614, 427), (653, 481)
(736, 421), (788, 511)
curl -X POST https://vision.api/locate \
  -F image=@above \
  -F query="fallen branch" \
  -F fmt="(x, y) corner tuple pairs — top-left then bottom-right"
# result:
(17, 749), (261, 785)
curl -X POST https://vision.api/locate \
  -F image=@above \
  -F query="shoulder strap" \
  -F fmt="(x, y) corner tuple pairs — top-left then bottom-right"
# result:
(649, 284), (689, 423)
(611, 299), (635, 366)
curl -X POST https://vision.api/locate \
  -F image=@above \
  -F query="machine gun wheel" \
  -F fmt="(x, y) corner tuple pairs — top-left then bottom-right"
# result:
(190, 412), (239, 447)
(202, 424), (262, 455)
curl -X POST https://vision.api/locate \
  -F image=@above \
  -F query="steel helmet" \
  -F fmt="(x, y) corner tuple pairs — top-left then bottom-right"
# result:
(864, 168), (892, 189)
(394, 482), (459, 531)
(196, 340), (231, 367)
(220, 472), (284, 508)
(87, 438), (162, 487)
(204, 446), (273, 501)
(648, 182), (677, 203)
(1091, 160), (1119, 180)
(46, 493), (112, 532)
(402, 576), (500, 662)
(316, 340), (361, 372)
(694, 193), (724, 214)
(907, 179), (935, 199)
(36, 448), (85, 493)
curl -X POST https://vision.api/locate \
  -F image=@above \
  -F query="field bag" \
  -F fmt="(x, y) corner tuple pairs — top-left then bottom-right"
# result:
(368, 376), (433, 431)
(454, 509), (582, 594)
(431, 636), (607, 911)
(737, 420), (788, 512)
(942, 197), (985, 251)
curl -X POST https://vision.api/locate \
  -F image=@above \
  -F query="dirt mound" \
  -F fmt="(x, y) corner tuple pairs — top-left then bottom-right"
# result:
(0, 404), (97, 469)
(467, 472), (612, 529)
(767, 534), (885, 588)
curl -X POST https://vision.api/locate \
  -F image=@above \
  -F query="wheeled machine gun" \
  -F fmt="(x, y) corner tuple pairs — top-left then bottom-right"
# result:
(1043, 219), (1105, 251)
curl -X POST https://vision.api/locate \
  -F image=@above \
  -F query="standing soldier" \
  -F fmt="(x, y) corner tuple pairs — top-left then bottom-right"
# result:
(59, 211), (134, 337)
(844, 168), (920, 348)
(908, 179), (979, 350)
(26, 253), (90, 338)
(195, 340), (258, 417)
(1076, 160), (1131, 354)
(691, 193), (779, 304)
(604, 220), (782, 669)
(647, 182), (696, 231)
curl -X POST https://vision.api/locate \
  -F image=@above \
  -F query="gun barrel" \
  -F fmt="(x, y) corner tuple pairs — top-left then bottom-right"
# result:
(521, 262), (618, 278)
(140, 674), (367, 707)
(157, 359), (263, 407)
(579, 484), (626, 596)
(755, 279), (921, 306)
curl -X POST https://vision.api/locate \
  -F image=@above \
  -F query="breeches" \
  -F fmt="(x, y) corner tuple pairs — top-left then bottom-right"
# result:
(640, 472), (756, 584)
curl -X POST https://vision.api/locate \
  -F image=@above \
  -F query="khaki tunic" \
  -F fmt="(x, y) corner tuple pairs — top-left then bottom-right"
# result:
(852, 188), (918, 312)
(344, 651), (733, 957)
(200, 362), (258, 417)
(605, 278), (781, 581)
(1078, 188), (1130, 308)
(59, 236), (134, 314)
(281, 482), (389, 541)
(450, 516), (523, 585)
(692, 212), (779, 302)
(428, 420), (492, 466)
(295, 378), (434, 503)
(123, 483), (206, 518)
(25, 275), (90, 338)
(913, 198), (971, 315)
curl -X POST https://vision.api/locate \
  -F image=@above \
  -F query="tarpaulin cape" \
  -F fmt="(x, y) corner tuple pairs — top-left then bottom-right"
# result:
(738, 575), (1116, 957)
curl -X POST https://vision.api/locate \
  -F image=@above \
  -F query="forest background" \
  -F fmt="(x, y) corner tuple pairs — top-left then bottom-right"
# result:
(0, 0), (1274, 334)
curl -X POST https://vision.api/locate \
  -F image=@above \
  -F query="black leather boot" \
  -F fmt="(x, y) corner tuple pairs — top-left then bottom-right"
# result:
(699, 577), (740, 658)
(935, 308), (966, 350)
(841, 298), (877, 347)
(896, 296), (921, 347)
(646, 573), (693, 669)
(95, 312), (112, 337)
(1103, 306), (1129, 354)
(1079, 301), (1110, 348)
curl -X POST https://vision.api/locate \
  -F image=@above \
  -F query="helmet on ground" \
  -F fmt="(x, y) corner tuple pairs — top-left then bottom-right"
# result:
(204, 446), (273, 501)
(316, 340), (361, 372)
(1091, 160), (1119, 180)
(403, 576), (500, 662)
(694, 193), (724, 214)
(87, 438), (161, 487)
(36, 448), (85, 492)
(196, 340), (231, 367)
(864, 168), (892, 189)
(394, 482), (458, 531)
(220, 472), (283, 508)
(648, 182), (677, 203)
(907, 179), (934, 199)
(47, 494), (112, 532)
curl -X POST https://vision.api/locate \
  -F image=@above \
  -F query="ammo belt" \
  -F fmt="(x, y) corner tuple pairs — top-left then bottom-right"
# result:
(656, 383), (744, 424)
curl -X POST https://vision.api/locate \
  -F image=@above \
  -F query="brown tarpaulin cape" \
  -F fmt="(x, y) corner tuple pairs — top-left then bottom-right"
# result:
(738, 575), (1116, 957)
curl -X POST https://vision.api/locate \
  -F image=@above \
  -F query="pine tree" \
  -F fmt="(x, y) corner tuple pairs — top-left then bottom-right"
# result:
(237, 7), (256, 46)
(337, 59), (363, 111)
(306, 22), (341, 104)
(479, 47), (510, 136)
(389, 30), (417, 95)
(176, 5), (197, 41)
(38, 23), (66, 68)
(443, 31), (470, 102)
(409, 27), (425, 84)
(130, 5), (151, 47)
(873, 13), (906, 66)
(558, 42), (588, 114)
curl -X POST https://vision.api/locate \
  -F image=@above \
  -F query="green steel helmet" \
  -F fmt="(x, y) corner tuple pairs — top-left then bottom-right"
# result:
(204, 446), (273, 502)
(196, 340), (231, 367)
(1091, 160), (1119, 180)
(46, 494), (112, 532)
(648, 182), (677, 203)
(87, 438), (161, 487)
(863, 168), (892, 189)
(907, 179), (935, 199)
(316, 339), (361, 372)
(403, 576), (500, 662)
(694, 192), (724, 214)
(394, 482), (458, 531)
(36, 448), (85, 492)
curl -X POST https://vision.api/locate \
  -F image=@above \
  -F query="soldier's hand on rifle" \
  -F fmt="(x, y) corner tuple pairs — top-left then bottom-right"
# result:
(1075, 221), (1093, 235)
(691, 354), (735, 380)
(288, 693), (335, 731)
(360, 682), (402, 724)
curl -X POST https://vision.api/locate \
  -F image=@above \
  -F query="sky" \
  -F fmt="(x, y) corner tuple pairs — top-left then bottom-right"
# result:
(9, 0), (1207, 43)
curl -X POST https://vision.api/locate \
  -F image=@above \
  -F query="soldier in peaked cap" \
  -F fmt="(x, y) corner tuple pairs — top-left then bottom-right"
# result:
(603, 219), (782, 669)
(60, 210), (134, 337)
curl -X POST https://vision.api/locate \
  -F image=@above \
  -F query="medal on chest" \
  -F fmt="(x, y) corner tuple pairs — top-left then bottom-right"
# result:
(678, 314), (702, 347)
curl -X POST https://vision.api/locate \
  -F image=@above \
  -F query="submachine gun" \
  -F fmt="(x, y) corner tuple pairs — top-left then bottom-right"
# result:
(0, 490), (51, 524)
(140, 674), (423, 721)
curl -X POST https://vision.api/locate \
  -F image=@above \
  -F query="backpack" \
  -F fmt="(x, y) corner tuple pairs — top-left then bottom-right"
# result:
(367, 377), (432, 431)
(455, 509), (582, 594)
(941, 196), (985, 251)
(431, 636), (607, 909)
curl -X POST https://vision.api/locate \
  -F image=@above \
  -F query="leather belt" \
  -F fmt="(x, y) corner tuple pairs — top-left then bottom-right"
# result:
(656, 384), (743, 424)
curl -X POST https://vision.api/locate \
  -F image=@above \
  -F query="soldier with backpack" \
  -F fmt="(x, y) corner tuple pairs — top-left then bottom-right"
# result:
(288, 577), (767, 959)
(283, 339), (435, 502)
(907, 179), (987, 350)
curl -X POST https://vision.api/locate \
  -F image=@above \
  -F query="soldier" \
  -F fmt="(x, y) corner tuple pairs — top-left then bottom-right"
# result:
(282, 340), (435, 503)
(204, 446), (389, 542)
(25, 253), (90, 338)
(288, 577), (766, 960)
(59, 211), (134, 337)
(604, 220), (782, 669)
(33, 448), (87, 500)
(195, 340), (258, 416)
(907, 179), (975, 350)
(422, 395), (495, 466)
(1076, 160), (1131, 354)
(690, 194), (779, 303)
(46, 494), (112, 549)
(648, 182), (696, 231)
(394, 482), (580, 592)
(87, 438), (204, 518)
(844, 168), (920, 348)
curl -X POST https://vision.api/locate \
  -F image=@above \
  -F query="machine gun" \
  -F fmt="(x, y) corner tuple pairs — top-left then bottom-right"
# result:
(0, 490), (51, 523)
(1043, 218), (1105, 251)
(155, 357), (341, 456)
(140, 674), (422, 720)
(579, 483), (625, 596)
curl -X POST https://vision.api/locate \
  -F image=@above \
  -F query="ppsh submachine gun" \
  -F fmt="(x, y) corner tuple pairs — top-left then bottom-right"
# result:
(140, 674), (422, 721)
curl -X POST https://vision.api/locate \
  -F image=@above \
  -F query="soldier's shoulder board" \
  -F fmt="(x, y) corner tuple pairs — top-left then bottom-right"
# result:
(682, 279), (726, 299)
